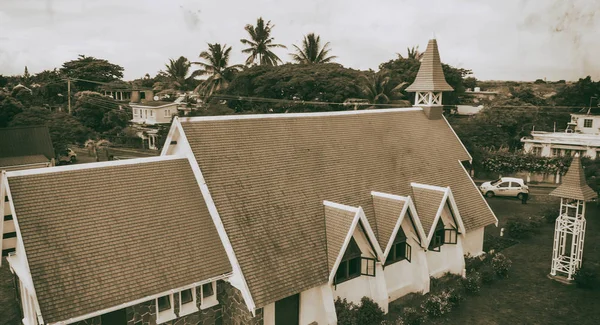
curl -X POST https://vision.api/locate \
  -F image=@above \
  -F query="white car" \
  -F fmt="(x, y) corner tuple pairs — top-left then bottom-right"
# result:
(480, 177), (529, 199)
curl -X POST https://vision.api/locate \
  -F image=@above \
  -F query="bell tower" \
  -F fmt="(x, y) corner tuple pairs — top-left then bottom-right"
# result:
(549, 154), (597, 281)
(405, 38), (454, 107)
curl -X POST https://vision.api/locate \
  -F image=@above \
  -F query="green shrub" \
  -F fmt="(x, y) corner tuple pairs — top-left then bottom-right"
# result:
(429, 276), (440, 289)
(355, 297), (386, 325)
(464, 253), (486, 272)
(445, 288), (463, 307)
(505, 218), (533, 239)
(421, 290), (452, 317)
(492, 253), (512, 277)
(543, 205), (560, 224)
(574, 264), (598, 289)
(480, 264), (496, 284)
(461, 271), (482, 294)
(334, 297), (356, 325)
(398, 307), (425, 325)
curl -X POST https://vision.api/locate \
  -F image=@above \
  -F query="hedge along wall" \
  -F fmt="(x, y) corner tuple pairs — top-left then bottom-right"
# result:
(474, 150), (572, 175)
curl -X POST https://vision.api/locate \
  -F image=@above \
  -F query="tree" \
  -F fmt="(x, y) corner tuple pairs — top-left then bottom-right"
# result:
(553, 76), (600, 107)
(463, 77), (478, 90)
(398, 46), (424, 60)
(360, 70), (407, 105)
(163, 56), (192, 90)
(72, 91), (130, 133)
(22, 66), (31, 85)
(224, 63), (363, 113)
(9, 108), (92, 154)
(291, 33), (336, 64)
(241, 17), (287, 66)
(192, 43), (243, 98)
(0, 75), (8, 88)
(60, 55), (125, 91)
(30, 69), (68, 106)
(0, 95), (24, 127)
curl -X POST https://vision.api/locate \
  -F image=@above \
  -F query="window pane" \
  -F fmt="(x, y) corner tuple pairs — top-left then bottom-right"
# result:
(335, 261), (347, 283)
(158, 295), (171, 312)
(181, 289), (193, 305)
(348, 257), (361, 277)
(202, 283), (214, 298)
(386, 246), (395, 264)
(395, 243), (406, 260)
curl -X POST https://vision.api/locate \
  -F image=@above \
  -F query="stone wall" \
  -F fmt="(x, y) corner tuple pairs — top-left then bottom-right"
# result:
(218, 280), (263, 325)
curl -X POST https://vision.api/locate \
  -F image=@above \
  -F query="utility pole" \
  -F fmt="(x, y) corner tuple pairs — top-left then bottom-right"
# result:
(67, 78), (72, 115)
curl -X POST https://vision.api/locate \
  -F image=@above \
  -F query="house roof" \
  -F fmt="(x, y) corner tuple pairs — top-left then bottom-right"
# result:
(550, 155), (597, 201)
(6, 157), (231, 323)
(0, 126), (55, 167)
(178, 107), (496, 308)
(411, 185), (447, 236)
(323, 203), (357, 272)
(0, 155), (49, 168)
(371, 194), (406, 250)
(405, 39), (454, 92)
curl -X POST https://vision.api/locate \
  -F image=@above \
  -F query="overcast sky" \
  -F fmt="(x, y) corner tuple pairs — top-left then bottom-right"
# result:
(1, 0), (599, 81)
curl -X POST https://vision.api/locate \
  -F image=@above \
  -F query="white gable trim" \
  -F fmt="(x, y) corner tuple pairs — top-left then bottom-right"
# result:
(410, 182), (447, 192)
(442, 115), (473, 163)
(406, 197), (429, 248)
(3, 174), (45, 325)
(323, 200), (359, 213)
(370, 191), (405, 201)
(327, 205), (384, 285)
(172, 120), (257, 314)
(457, 160), (499, 227)
(160, 116), (181, 156)
(421, 186), (467, 246)
(5, 155), (183, 178)
(179, 107), (422, 123)
(446, 188), (467, 235)
(425, 189), (449, 246)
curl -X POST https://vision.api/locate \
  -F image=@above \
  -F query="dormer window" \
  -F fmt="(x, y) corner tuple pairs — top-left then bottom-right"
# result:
(200, 282), (218, 309)
(385, 227), (411, 265)
(178, 287), (198, 316)
(429, 219), (445, 252)
(335, 237), (362, 284)
(156, 294), (175, 324)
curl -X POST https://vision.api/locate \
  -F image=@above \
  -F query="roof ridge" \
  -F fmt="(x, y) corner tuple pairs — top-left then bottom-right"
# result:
(179, 107), (423, 123)
(6, 155), (186, 178)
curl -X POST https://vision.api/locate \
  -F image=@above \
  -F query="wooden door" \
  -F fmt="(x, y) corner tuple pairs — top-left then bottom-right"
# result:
(275, 293), (300, 325)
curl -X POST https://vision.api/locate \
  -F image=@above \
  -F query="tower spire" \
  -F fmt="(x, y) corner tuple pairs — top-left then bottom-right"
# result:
(405, 38), (453, 107)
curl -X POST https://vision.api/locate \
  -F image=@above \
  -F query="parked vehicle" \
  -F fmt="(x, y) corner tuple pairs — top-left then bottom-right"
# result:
(57, 148), (77, 164)
(480, 177), (529, 199)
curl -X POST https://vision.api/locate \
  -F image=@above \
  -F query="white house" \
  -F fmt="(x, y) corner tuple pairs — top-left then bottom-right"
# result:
(522, 109), (600, 159)
(130, 99), (187, 149)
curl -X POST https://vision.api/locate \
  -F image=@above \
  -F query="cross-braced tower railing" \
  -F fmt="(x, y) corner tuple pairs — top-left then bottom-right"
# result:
(548, 155), (597, 282)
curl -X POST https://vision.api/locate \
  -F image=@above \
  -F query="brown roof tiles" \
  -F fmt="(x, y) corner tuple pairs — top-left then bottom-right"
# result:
(7, 157), (231, 323)
(180, 108), (497, 308)
(405, 39), (454, 92)
(550, 155), (598, 201)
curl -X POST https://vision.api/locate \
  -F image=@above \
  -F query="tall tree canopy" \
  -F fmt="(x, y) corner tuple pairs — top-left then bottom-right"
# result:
(552, 76), (600, 107)
(360, 70), (407, 105)
(223, 63), (363, 113)
(60, 55), (125, 91)
(162, 56), (192, 90)
(192, 43), (243, 98)
(398, 46), (424, 60)
(291, 33), (336, 64)
(72, 91), (130, 133)
(241, 17), (287, 66)
(0, 94), (24, 127)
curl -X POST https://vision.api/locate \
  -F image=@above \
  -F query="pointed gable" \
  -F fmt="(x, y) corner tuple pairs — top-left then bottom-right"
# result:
(405, 39), (454, 92)
(372, 194), (406, 249)
(550, 155), (597, 201)
(411, 184), (446, 236)
(324, 203), (357, 272)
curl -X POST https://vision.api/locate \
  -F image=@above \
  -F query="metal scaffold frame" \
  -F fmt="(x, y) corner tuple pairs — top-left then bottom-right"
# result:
(550, 198), (586, 280)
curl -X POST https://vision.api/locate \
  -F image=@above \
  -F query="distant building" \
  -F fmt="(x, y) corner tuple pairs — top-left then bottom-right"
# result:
(130, 97), (188, 150)
(522, 108), (600, 159)
(463, 88), (498, 104)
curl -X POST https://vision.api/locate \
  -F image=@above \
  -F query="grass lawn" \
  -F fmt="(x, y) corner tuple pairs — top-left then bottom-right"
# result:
(395, 198), (600, 325)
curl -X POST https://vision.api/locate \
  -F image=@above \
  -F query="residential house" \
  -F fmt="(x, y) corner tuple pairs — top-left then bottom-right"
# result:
(522, 107), (600, 159)
(0, 156), (254, 325)
(1, 126), (55, 257)
(130, 98), (186, 150)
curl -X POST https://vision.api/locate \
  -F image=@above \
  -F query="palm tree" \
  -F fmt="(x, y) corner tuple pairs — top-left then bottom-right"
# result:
(164, 56), (191, 90)
(398, 46), (424, 60)
(361, 70), (407, 105)
(290, 33), (336, 64)
(240, 17), (287, 66)
(192, 43), (243, 98)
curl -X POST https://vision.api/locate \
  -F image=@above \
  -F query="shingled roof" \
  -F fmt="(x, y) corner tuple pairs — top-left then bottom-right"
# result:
(324, 203), (357, 272)
(0, 126), (54, 168)
(6, 157), (231, 323)
(411, 185), (447, 236)
(550, 155), (598, 201)
(179, 108), (497, 308)
(371, 194), (407, 250)
(405, 39), (454, 92)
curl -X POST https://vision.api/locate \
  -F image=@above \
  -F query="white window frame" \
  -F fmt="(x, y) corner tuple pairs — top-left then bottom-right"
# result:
(164, 109), (170, 117)
(155, 293), (176, 324)
(200, 281), (218, 309)
(178, 287), (199, 317)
